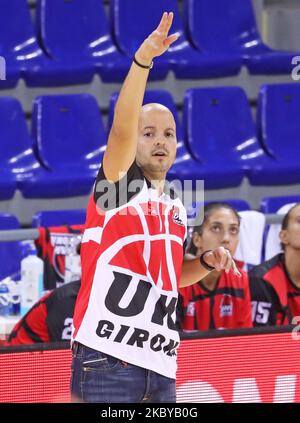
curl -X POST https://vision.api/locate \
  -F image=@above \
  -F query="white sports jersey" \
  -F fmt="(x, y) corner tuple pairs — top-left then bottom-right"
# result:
(72, 161), (187, 379)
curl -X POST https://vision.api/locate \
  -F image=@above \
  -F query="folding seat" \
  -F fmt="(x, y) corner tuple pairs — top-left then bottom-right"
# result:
(0, 174), (16, 200)
(31, 94), (106, 198)
(183, 87), (260, 187)
(186, 198), (250, 218)
(111, 0), (241, 80)
(260, 196), (300, 214)
(36, 0), (130, 84)
(220, 199), (251, 212)
(0, 96), (92, 199)
(0, 213), (20, 230)
(32, 209), (86, 227)
(256, 83), (300, 184)
(184, 86), (300, 187)
(0, 59), (19, 90)
(0, 0), (30, 88)
(0, 0), (93, 88)
(0, 213), (22, 281)
(109, 89), (240, 188)
(185, 0), (299, 75)
(0, 96), (45, 198)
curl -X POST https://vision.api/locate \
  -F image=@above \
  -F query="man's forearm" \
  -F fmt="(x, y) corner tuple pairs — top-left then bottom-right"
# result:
(180, 247), (242, 288)
(102, 12), (178, 182)
(111, 56), (151, 142)
(110, 12), (177, 143)
(180, 257), (211, 288)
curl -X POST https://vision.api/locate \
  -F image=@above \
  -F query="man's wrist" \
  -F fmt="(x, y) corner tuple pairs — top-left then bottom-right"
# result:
(199, 250), (215, 272)
(133, 55), (153, 70)
(135, 49), (153, 68)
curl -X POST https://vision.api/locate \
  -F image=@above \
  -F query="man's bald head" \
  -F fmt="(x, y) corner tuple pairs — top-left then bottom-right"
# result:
(141, 102), (172, 114)
(139, 103), (176, 127)
(136, 103), (177, 178)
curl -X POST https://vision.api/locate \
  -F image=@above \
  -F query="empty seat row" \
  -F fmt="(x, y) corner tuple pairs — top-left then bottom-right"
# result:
(0, 0), (298, 89)
(0, 94), (106, 199)
(177, 83), (300, 188)
(1, 83), (300, 198)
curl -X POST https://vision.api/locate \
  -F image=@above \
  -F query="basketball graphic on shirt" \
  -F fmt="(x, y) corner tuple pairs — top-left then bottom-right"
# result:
(101, 202), (185, 291)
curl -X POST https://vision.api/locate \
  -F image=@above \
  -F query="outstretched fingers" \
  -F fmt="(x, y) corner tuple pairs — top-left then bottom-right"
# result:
(231, 259), (242, 277)
(214, 247), (242, 277)
(164, 32), (180, 48)
(139, 11), (178, 59)
(156, 12), (174, 36)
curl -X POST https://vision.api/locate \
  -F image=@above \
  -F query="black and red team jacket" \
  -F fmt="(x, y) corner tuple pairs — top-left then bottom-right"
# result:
(249, 253), (300, 326)
(35, 225), (84, 290)
(177, 261), (253, 331)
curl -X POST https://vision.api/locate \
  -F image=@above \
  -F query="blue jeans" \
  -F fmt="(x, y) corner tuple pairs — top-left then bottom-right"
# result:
(70, 341), (176, 403)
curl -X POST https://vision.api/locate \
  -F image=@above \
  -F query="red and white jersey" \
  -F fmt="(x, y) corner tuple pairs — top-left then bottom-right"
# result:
(72, 161), (187, 379)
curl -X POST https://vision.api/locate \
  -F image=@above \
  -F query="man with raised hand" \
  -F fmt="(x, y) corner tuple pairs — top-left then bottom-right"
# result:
(71, 12), (240, 403)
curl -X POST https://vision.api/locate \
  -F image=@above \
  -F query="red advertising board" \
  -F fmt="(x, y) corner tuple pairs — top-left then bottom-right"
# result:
(177, 331), (300, 403)
(0, 328), (300, 403)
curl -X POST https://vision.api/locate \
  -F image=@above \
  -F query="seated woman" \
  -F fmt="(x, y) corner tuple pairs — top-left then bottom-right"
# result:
(178, 202), (253, 331)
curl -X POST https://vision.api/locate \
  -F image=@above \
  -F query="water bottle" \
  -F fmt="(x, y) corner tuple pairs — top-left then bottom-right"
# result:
(0, 282), (10, 316)
(20, 248), (44, 317)
(20, 240), (38, 259)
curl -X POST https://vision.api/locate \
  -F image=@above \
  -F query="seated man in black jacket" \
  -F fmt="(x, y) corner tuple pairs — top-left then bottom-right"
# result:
(249, 203), (300, 326)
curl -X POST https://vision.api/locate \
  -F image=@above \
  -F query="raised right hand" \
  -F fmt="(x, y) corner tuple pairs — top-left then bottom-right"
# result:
(135, 12), (179, 65)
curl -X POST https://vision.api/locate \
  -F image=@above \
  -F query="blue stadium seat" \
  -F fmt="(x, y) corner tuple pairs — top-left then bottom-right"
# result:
(0, 61), (19, 90)
(0, 213), (22, 281)
(187, 199), (251, 221)
(36, 0), (130, 84)
(0, 174), (16, 200)
(185, 0), (299, 75)
(184, 86), (300, 187)
(260, 196), (300, 214)
(111, 0), (241, 80)
(0, 96), (92, 199)
(0, 213), (20, 230)
(110, 0), (169, 81)
(0, 96), (47, 199)
(32, 209), (86, 228)
(218, 199), (251, 212)
(256, 83), (300, 184)
(0, 0), (84, 88)
(0, 0), (32, 88)
(109, 89), (237, 186)
(183, 87), (261, 187)
(31, 94), (106, 198)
